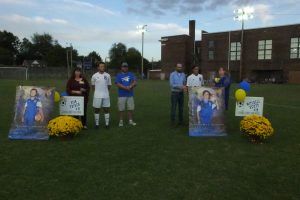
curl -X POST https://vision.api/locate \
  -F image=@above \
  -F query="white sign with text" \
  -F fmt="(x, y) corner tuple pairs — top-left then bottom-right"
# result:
(235, 97), (264, 116)
(59, 96), (84, 116)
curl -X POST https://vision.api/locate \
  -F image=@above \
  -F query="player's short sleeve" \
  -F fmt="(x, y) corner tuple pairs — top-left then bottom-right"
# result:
(37, 101), (42, 108)
(107, 74), (112, 86)
(200, 75), (204, 85)
(131, 73), (137, 82)
(115, 73), (121, 84)
(24, 101), (28, 108)
(91, 75), (96, 85)
(197, 105), (201, 112)
(186, 76), (191, 87)
(212, 103), (217, 110)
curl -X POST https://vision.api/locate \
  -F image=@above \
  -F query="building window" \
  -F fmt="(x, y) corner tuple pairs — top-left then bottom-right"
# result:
(230, 42), (241, 61)
(290, 37), (300, 59)
(258, 40), (272, 60)
(208, 50), (214, 60)
(208, 41), (214, 48)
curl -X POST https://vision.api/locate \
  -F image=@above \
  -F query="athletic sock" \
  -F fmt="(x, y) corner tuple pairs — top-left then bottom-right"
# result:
(94, 114), (100, 126)
(104, 113), (110, 126)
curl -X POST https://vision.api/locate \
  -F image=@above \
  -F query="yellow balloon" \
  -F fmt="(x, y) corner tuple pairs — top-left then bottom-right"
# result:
(54, 91), (61, 102)
(214, 77), (220, 83)
(235, 89), (246, 102)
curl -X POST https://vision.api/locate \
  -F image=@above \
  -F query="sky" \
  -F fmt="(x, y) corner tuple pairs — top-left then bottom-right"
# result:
(0, 0), (299, 61)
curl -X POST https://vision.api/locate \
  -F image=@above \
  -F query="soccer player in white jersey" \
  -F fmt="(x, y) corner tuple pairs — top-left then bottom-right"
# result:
(186, 66), (204, 87)
(91, 62), (112, 129)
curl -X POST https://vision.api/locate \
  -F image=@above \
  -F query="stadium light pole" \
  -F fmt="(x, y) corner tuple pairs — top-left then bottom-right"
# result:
(137, 25), (147, 79)
(70, 43), (73, 71)
(66, 46), (69, 78)
(234, 7), (254, 81)
(66, 42), (73, 78)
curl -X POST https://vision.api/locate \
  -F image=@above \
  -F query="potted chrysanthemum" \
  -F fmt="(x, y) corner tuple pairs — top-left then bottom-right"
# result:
(240, 115), (274, 143)
(47, 116), (83, 139)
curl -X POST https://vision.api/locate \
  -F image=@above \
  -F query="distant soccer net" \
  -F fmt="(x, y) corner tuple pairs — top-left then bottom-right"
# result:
(0, 67), (28, 80)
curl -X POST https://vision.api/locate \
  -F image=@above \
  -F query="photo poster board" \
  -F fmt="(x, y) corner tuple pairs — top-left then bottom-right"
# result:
(59, 96), (84, 116)
(188, 86), (227, 137)
(8, 86), (55, 140)
(235, 97), (264, 116)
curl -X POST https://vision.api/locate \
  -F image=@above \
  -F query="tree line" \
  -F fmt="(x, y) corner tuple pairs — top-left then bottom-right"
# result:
(0, 30), (152, 72)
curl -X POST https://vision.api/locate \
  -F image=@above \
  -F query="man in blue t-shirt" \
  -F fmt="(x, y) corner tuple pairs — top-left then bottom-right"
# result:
(115, 62), (137, 127)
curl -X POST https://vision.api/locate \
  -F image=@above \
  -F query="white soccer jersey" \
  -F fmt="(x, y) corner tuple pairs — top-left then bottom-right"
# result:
(186, 74), (204, 87)
(91, 72), (112, 98)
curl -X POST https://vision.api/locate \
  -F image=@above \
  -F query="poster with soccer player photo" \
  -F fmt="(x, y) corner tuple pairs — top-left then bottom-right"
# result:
(188, 87), (227, 137)
(8, 86), (55, 140)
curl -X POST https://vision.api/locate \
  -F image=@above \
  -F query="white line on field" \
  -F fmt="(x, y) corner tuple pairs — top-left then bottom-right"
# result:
(264, 103), (300, 109)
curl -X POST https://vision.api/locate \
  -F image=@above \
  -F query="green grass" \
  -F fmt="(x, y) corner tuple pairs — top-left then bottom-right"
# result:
(0, 79), (300, 200)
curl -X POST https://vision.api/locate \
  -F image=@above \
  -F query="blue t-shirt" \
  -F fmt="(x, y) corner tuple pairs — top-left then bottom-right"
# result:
(115, 72), (137, 97)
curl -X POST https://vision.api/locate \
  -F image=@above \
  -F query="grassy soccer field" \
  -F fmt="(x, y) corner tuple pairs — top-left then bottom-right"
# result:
(0, 79), (300, 200)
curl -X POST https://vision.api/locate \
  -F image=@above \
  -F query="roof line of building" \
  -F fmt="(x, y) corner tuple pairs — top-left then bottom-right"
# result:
(202, 22), (300, 35)
(161, 34), (190, 39)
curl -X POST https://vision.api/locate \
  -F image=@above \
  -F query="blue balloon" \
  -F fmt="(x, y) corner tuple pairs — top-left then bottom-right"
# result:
(239, 81), (251, 92)
(60, 91), (68, 97)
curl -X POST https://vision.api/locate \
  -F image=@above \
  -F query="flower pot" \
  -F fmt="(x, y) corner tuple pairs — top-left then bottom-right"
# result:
(60, 134), (74, 141)
(248, 135), (263, 144)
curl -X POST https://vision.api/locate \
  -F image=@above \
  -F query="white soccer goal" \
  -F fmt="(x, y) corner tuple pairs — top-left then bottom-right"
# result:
(0, 67), (28, 80)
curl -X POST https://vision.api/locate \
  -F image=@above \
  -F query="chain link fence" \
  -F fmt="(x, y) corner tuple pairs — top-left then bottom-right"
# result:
(0, 67), (115, 80)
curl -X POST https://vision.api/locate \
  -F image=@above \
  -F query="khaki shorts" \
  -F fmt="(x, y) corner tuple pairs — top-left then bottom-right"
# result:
(93, 98), (110, 108)
(118, 97), (135, 111)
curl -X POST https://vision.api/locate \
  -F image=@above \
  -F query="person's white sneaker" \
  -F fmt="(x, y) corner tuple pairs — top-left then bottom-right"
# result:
(119, 120), (124, 127)
(129, 120), (137, 126)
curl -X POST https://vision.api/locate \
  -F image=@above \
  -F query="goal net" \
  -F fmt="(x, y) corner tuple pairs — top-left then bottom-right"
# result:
(0, 67), (28, 80)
